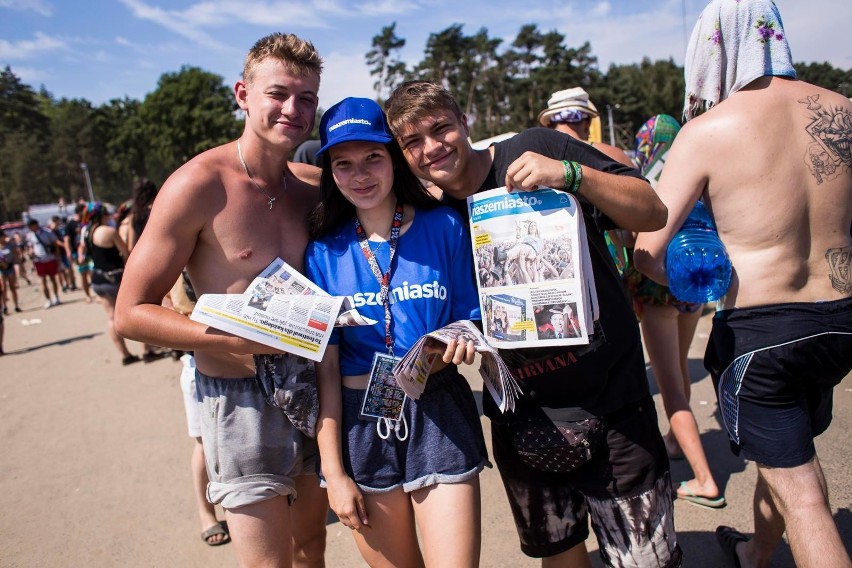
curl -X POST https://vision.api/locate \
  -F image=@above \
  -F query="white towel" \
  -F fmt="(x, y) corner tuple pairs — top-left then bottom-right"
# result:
(684, 0), (796, 121)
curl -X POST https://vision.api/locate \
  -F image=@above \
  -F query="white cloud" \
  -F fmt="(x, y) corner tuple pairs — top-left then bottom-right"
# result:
(0, 31), (65, 59)
(0, 0), (52, 17)
(5, 65), (44, 84)
(118, 0), (229, 51)
(317, 49), (375, 110)
(119, 0), (349, 49)
(355, 0), (420, 17)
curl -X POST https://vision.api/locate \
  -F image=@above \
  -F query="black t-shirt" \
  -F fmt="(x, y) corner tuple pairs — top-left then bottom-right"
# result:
(445, 128), (650, 419)
(65, 219), (80, 249)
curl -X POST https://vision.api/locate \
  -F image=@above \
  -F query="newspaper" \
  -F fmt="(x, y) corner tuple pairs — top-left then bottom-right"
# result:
(190, 258), (376, 362)
(392, 320), (521, 412)
(467, 187), (599, 349)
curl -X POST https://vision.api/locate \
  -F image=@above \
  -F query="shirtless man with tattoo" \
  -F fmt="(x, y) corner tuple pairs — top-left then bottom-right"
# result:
(634, 2), (852, 567)
(115, 33), (328, 567)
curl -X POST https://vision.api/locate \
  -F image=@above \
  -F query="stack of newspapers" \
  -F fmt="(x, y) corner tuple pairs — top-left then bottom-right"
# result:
(466, 187), (599, 348)
(190, 258), (376, 363)
(392, 320), (522, 413)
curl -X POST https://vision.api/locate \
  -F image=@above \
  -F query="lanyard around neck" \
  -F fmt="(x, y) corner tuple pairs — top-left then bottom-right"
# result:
(355, 203), (404, 354)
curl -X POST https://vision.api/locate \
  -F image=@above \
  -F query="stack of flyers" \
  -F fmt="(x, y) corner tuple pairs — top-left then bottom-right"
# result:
(392, 320), (522, 413)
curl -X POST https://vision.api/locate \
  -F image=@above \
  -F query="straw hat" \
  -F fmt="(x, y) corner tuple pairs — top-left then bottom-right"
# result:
(537, 87), (599, 127)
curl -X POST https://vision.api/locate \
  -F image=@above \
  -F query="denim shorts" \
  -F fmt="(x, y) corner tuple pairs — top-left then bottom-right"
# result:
(491, 397), (680, 566)
(327, 366), (489, 493)
(195, 368), (319, 509)
(91, 282), (119, 299)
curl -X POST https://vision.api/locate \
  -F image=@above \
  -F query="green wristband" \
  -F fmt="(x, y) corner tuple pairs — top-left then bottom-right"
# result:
(570, 161), (583, 195)
(561, 160), (575, 191)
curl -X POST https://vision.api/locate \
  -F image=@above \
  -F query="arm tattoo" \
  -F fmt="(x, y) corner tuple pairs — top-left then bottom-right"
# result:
(798, 94), (852, 184)
(825, 245), (852, 293)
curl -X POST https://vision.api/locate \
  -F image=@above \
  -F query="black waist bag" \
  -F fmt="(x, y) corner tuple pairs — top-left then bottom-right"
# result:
(509, 407), (605, 473)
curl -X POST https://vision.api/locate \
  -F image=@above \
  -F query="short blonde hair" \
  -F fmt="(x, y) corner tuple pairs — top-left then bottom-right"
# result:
(243, 33), (323, 85)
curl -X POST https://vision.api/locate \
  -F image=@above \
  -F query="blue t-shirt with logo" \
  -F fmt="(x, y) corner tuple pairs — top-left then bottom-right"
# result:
(305, 206), (480, 377)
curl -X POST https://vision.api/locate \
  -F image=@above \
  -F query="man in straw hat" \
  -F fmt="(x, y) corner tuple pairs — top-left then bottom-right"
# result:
(538, 87), (634, 168)
(634, 1), (852, 566)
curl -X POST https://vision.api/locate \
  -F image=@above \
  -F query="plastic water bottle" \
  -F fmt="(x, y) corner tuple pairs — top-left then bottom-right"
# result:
(666, 201), (732, 303)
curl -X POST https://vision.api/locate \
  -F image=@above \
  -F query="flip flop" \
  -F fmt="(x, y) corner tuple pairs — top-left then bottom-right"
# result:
(715, 525), (748, 567)
(676, 481), (726, 509)
(201, 521), (231, 546)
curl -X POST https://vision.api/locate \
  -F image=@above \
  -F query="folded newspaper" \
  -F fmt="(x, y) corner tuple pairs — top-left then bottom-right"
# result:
(467, 187), (599, 349)
(190, 258), (376, 362)
(392, 320), (522, 412)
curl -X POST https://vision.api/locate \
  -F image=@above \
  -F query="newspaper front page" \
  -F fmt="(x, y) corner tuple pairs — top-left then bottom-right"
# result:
(190, 258), (376, 362)
(467, 187), (599, 349)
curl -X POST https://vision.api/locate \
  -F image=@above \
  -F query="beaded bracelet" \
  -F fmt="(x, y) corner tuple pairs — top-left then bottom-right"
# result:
(561, 160), (575, 192)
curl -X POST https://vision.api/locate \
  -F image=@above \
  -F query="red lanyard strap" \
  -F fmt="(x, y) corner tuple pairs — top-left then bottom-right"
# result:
(355, 203), (404, 354)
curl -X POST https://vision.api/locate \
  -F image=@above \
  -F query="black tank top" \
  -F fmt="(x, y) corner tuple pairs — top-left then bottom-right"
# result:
(89, 234), (124, 271)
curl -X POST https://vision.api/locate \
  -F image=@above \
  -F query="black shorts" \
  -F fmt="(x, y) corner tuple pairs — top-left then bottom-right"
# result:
(491, 397), (680, 566)
(705, 297), (852, 467)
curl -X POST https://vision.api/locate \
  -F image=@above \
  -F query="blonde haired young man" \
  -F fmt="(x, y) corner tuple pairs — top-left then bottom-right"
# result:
(116, 33), (328, 567)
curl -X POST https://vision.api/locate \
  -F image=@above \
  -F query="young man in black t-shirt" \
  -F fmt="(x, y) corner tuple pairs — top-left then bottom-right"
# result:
(386, 81), (681, 567)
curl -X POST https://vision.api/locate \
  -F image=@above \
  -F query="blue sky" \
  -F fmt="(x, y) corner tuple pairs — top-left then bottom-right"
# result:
(1, 0), (849, 111)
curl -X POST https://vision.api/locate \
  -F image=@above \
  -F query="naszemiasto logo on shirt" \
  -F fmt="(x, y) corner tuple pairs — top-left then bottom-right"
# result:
(348, 280), (447, 307)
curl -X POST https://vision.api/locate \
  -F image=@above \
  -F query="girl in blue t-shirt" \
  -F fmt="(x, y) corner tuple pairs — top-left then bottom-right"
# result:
(305, 97), (487, 568)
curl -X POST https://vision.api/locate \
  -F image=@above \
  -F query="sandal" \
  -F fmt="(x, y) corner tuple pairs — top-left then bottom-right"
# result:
(122, 355), (141, 366)
(201, 521), (231, 546)
(716, 525), (748, 568)
(676, 481), (726, 509)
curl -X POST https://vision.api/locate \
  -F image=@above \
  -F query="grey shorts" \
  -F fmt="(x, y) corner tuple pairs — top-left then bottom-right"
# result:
(195, 368), (319, 510)
(326, 366), (489, 493)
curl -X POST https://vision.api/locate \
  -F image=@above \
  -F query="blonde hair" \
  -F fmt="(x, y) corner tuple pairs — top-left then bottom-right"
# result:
(243, 33), (323, 85)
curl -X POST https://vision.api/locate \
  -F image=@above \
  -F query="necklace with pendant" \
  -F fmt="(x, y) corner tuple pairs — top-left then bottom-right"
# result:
(237, 139), (286, 210)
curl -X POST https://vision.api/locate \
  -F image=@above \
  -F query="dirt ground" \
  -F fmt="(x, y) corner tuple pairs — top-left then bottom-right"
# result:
(1, 281), (849, 567)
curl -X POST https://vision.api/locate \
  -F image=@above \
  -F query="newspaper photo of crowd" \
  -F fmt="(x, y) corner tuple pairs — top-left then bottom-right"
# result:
(474, 217), (575, 288)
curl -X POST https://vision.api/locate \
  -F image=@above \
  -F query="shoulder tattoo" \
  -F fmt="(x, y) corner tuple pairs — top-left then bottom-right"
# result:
(825, 245), (852, 293)
(798, 94), (852, 184)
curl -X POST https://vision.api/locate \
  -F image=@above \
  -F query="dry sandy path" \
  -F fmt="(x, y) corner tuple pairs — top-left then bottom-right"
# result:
(1, 282), (849, 567)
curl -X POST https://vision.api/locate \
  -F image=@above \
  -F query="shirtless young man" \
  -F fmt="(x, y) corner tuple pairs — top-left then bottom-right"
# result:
(633, 2), (852, 567)
(114, 33), (328, 567)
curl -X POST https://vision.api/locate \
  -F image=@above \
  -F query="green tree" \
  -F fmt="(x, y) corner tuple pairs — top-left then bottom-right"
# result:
(0, 67), (52, 220)
(94, 97), (147, 202)
(139, 66), (240, 183)
(0, 66), (50, 143)
(42, 97), (100, 203)
(366, 22), (407, 103)
(794, 61), (852, 97)
(600, 58), (685, 148)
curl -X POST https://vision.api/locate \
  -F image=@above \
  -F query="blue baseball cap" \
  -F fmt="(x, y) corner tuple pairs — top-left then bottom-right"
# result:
(318, 97), (393, 156)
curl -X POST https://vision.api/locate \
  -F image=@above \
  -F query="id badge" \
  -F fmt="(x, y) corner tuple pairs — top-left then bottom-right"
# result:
(360, 352), (407, 422)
